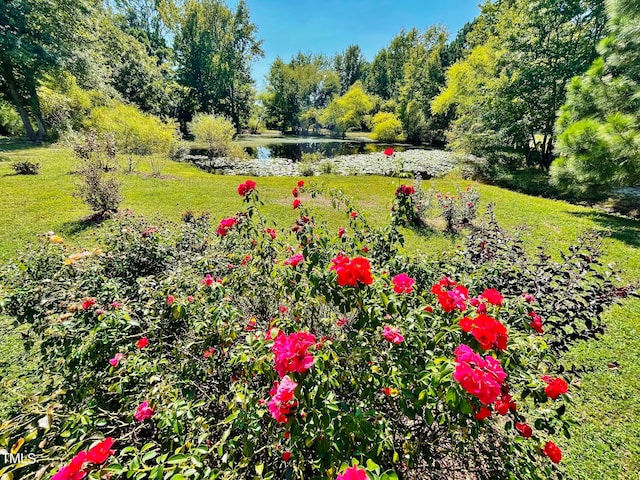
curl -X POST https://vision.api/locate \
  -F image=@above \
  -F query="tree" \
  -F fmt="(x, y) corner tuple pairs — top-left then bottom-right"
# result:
(263, 54), (339, 133)
(0, 0), (95, 141)
(397, 27), (449, 144)
(432, 0), (607, 168)
(334, 45), (369, 94)
(93, 15), (185, 119)
(89, 103), (178, 172)
(113, 0), (179, 63)
(366, 29), (420, 100)
(263, 58), (300, 133)
(174, 0), (263, 131)
(371, 112), (403, 142)
(320, 81), (374, 137)
(552, 0), (640, 189)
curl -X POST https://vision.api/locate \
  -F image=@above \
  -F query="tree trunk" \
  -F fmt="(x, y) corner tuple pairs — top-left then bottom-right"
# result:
(541, 137), (554, 170)
(1, 61), (38, 141)
(27, 82), (47, 140)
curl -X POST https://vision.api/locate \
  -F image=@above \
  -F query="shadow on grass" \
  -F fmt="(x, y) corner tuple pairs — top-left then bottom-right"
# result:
(490, 167), (578, 200)
(570, 211), (640, 248)
(488, 167), (640, 219)
(58, 215), (107, 237)
(0, 137), (47, 153)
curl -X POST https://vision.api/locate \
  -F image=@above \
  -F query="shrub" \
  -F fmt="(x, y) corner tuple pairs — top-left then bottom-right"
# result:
(89, 103), (179, 173)
(39, 72), (94, 136)
(319, 160), (336, 174)
(299, 162), (315, 176)
(74, 162), (122, 216)
(188, 113), (246, 159)
(301, 151), (324, 164)
(0, 183), (627, 480)
(0, 100), (24, 136)
(169, 142), (189, 162)
(10, 161), (40, 175)
(391, 182), (429, 227)
(371, 112), (403, 142)
(434, 186), (481, 232)
(72, 131), (122, 215)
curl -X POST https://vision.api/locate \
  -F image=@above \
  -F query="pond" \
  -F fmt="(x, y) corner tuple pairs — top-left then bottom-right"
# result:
(189, 139), (418, 161)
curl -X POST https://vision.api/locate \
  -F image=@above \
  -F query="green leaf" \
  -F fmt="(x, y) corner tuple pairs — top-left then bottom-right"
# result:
(166, 454), (189, 465)
(142, 451), (158, 462)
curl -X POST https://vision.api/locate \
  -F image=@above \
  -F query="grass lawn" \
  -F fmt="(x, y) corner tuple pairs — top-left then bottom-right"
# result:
(0, 140), (639, 479)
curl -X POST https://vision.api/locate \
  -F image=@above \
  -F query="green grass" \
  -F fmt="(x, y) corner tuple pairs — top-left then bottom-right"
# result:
(0, 139), (639, 478)
(560, 297), (640, 480)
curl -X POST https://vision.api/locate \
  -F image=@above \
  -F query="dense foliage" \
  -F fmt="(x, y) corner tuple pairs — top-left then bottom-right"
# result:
(0, 181), (625, 480)
(553, 0), (640, 190)
(188, 113), (246, 158)
(4, 0), (634, 192)
(432, 0), (606, 169)
(175, 0), (263, 131)
(89, 103), (179, 173)
(0, 0), (95, 141)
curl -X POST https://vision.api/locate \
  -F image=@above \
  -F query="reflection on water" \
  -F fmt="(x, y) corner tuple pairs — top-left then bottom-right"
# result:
(189, 141), (414, 161)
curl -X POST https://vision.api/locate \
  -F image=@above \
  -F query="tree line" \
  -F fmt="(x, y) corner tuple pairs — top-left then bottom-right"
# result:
(0, 0), (262, 140)
(1, 0), (638, 189)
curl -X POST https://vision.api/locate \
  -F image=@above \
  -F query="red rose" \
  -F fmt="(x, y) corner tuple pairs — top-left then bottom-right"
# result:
(237, 179), (257, 196)
(458, 313), (508, 351)
(383, 147), (395, 156)
(494, 395), (511, 415)
(137, 337), (149, 349)
(515, 422), (532, 438)
(529, 311), (544, 333)
(431, 277), (468, 312)
(453, 344), (507, 405)
(51, 451), (88, 480)
(297, 180), (304, 187)
(272, 331), (316, 378)
(382, 325), (404, 344)
(330, 254), (373, 287)
(337, 465), (370, 480)
(86, 437), (115, 464)
(292, 199), (301, 209)
(134, 401), (154, 421)
(392, 273), (415, 294)
(284, 253), (304, 267)
(81, 298), (96, 311)
(216, 217), (237, 236)
(268, 376), (298, 422)
(282, 451), (291, 462)
(479, 288), (504, 306)
(475, 406), (492, 420)
(543, 441), (562, 463)
(543, 377), (568, 399)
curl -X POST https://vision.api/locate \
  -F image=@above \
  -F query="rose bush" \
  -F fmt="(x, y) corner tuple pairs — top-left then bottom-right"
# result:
(0, 179), (628, 480)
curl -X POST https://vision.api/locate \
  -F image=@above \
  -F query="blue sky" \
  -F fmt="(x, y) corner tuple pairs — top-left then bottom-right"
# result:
(231, 0), (482, 90)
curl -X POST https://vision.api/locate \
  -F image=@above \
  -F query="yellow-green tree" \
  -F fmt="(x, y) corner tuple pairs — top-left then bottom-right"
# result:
(320, 81), (374, 137)
(432, 0), (606, 168)
(371, 112), (403, 142)
(89, 103), (178, 172)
